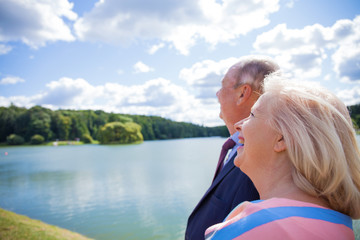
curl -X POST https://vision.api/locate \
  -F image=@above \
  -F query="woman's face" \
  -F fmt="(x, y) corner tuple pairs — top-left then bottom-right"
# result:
(233, 94), (280, 178)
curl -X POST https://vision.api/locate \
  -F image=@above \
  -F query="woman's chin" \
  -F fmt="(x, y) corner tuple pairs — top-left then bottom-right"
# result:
(234, 156), (242, 168)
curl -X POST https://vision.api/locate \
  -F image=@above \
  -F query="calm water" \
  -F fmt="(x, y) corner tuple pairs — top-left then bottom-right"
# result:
(0, 137), (225, 239)
(0, 136), (359, 239)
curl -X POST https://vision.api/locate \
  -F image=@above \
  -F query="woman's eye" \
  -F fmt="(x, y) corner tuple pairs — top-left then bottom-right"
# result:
(250, 112), (254, 117)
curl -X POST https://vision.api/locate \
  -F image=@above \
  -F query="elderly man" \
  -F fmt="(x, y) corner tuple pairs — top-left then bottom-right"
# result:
(185, 56), (280, 240)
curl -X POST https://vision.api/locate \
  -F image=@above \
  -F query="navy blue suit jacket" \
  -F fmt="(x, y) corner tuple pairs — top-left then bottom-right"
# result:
(185, 153), (259, 240)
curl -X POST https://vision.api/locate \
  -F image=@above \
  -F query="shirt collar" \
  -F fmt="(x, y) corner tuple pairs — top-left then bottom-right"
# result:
(230, 131), (240, 146)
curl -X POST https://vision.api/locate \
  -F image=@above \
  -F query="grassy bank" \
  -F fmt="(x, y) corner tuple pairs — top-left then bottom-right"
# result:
(46, 140), (86, 146)
(0, 208), (93, 240)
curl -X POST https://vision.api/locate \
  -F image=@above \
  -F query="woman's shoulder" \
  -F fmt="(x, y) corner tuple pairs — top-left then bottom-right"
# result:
(242, 198), (352, 229)
(224, 198), (317, 221)
(205, 198), (354, 240)
(245, 197), (331, 209)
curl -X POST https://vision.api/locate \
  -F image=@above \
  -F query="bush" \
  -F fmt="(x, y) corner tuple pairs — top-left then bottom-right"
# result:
(30, 134), (45, 145)
(82, 133), (93, 144)
(98, 122), (143, 144)
(6, 134), (24, 145)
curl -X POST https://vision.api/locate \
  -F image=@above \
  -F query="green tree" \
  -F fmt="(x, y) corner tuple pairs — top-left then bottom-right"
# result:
(31, 134), (45, 144)
(349, 104), (360, 130)
(68, 113), (87, 140)
(15, 111), (30, 138)
(0, 104), (229, 143)
(82, 133), (93, 143)
(55, 113), (72, 140)
(7, 134), (24, 145)
(0, 104), (27, 142)
(26, 106), (52, 141)
(108, 113), (133, 123)
(53, 110), (91, 140)
(98, 122), (143, 144)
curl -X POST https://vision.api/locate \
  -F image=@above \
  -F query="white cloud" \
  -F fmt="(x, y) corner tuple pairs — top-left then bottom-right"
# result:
(74, 0), (280, 55)
(254, 23), (333, 53)
(0, 76), (223, 126)
(332, 44), (360, 83)
(285, 0), (297, 8)
(179, 57), (240, 99)
(0, 94), (42, 109)
(324, 74), (331, 81)
(0, 44), (12, 55)
(253, 23), (329, 79)
(331, 17), (360, 83)
(148, 43), (165, 55)
(0, 0), (77, 49)
(133, 61), (154, 73)
(271, 51), (325, 79)
(337, 86), (360, 106)
(0, 76), (25, 85)
(180, 57), (238, 86)
(38, 77), (102, 106)
(253, 16), (360, 82)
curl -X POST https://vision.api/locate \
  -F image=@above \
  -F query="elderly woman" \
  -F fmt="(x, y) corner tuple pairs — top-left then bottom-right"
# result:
(205, 74), (360, 239)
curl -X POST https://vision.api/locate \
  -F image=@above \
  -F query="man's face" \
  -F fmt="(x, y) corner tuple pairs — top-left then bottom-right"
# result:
(216, 66), (240, 122)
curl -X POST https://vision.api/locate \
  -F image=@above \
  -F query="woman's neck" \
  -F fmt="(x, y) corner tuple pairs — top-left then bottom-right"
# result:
(252, 155), (330, 209)
(256, 172), (330, 209)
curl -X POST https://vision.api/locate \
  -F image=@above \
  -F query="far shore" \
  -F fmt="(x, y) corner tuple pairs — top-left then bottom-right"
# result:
(0, 139), (149, 147)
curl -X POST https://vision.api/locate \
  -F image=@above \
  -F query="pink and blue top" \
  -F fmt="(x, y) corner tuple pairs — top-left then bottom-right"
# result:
(205, 198), (354, 240)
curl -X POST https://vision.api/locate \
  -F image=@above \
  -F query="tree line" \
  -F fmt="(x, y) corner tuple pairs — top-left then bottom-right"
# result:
(349, 104), (360, 130)
(0, 104), (228, 145)
(2, 103), (359, 145)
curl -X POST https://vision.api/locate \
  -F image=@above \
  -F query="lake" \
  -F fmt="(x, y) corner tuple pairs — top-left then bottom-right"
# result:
(0, 136), (359, 239)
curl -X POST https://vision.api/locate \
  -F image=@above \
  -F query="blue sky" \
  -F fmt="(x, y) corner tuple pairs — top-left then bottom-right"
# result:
(0, 0), (359, 126)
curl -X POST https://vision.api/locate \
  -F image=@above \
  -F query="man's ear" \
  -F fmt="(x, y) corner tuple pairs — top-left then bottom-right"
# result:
(236, 84), (252, 105)
(274, 135), (286, 152)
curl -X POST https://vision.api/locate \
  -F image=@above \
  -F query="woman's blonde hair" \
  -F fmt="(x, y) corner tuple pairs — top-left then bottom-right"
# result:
(263, 73), (360, 218)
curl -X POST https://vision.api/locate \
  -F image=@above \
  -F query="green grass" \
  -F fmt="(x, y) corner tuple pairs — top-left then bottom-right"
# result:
(0, 141), (86, 147)
(0, 208), (93, 240)
(46, 141), (85, 146)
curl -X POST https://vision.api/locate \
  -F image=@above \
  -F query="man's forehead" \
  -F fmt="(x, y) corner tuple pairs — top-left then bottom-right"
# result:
(221, 73), (236, 86)
(220, 63), (241, 86)
(224, 66), (239, 80)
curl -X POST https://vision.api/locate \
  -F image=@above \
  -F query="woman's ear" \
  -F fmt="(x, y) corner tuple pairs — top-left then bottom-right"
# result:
(274, 135), (286, 152)
(236, 84), (252, 105)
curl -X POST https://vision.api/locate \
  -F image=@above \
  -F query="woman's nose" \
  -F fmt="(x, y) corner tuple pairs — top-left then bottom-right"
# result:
(234, 119), (243, 131)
